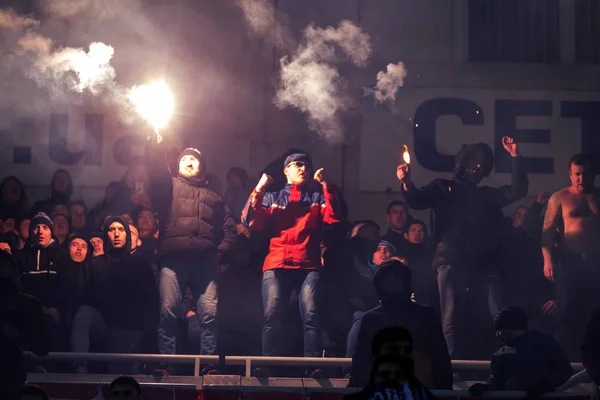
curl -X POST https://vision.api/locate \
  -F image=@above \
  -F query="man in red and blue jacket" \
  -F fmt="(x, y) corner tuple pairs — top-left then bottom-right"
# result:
(242, 153), (342, 364)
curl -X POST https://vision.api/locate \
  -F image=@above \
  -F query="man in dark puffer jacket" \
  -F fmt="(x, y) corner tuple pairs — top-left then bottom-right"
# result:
(147, 138), (236, 360)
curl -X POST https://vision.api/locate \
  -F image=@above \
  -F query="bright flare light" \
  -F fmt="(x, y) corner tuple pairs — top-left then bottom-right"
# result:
(403, 144), (411, 164)
(129, 80), (174, 142)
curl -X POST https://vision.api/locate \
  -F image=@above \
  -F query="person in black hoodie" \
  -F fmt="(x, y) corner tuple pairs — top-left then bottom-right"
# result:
(469, 306), (572, 397)
(15, 213), (62, 332)
(29, 169), (73, 216)
(349, 260), (452, 389)
(397, 137), (528, 360)
(71, 216), (159, 374)
(0, 176), (28, 220)
(57, 234), (92, 326)
(401, 220), (437, 311)
(0, 250), (49, 400)
(147, 138), (236, 361)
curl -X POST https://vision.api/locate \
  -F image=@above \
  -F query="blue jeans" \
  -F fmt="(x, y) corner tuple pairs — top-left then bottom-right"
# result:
(345, 311), (364, 358)
(158, 260), (218, 355)
(262, 269), (323, 357)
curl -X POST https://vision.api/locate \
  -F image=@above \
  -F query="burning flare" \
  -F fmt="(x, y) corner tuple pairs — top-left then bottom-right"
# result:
(403, 144), (411, 164)
(128, 80), (174, 142)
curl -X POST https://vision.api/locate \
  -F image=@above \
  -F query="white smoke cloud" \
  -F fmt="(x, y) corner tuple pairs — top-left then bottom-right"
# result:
(370, 61), (407, 103)
(275, 20), (371, 142)
(236, 0), (274, 36)
(17, 32), (52, 54)
(39, 0), (141, 20)
(0, 9), (37, 30)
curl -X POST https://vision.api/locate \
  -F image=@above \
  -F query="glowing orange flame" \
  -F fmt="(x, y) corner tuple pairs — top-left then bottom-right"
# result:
(403, 144), (411, 164)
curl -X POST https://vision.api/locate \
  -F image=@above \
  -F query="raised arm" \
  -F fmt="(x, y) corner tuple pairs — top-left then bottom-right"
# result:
(397, 164), (439, 210)
(314, 168), (343, 224)
(241, 173), (273, 231)
(488, 137), (528, 207)
(541, 192), (561, 281)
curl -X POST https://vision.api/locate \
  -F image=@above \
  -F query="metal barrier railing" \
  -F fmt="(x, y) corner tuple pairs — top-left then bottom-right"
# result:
(32, 353), (586, 380)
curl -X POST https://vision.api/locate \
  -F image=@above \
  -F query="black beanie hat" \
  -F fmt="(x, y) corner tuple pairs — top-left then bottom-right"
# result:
(179, 148), (204, 165)
(30, 212), (54, 235)
(494, 306), (528, 331)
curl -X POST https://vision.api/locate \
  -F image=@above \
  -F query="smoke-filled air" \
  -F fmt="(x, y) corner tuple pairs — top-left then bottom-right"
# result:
(236, 0), (275, 36)
(275, 20), (371, 142)
(370, 61), (408, 103)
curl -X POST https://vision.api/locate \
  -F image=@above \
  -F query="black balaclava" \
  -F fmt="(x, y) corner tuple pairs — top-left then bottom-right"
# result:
(373, 260), (413, 306)
(453, 143), (494, 185)
(102, 216), (132, 259)
(177, 148), (206, 187)
(50, 169), (74, 203)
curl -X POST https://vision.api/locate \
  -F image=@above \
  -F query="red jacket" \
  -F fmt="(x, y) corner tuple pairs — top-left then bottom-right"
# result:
(242, 183), (342, 271)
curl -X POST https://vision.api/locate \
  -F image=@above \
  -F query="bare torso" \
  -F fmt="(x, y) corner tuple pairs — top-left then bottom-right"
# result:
(558, 187), (600, 253)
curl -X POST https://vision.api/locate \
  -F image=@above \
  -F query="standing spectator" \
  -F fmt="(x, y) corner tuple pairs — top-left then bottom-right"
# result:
(1, 214), (18, 235)
(135, 207), (157, 240)
(17, 217), (30, 250)
(224, 167), (250, 222)
(402, 220), (437, 309)
(349, 260), (452, 389)
(29, 169), (73, 216)
(0, 251), (49, 400)
(469, 306), (572, 396)
(0, 176), (28, 219)
(121, 160), (152, 210)
(89, 231), (104, 258)
(396, 137), (528, 359)
(71, 216), (159, 374)
(69, 201), (87, 233)
(15, 213), (62, 336)
(57, 234), (91, 325)
(52, 213), (70, 247)
(381, 201), (412, 256)
(512, 205), (528, 229)
(86, 181), (125, 231)
(147, 138), (236, 367)
(372, 240), (396, 267)
(51, 204), (69, 219)
(242, 152), (342, 375)
(129, 224), (142, 254)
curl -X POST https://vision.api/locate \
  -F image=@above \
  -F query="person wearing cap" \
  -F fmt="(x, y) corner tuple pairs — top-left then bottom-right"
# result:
(147, 137), (236, 363)
(15, 212), (63, 326)
(469, 306), (572, 397)
(349, 259), (452, 389)
(397, 136), (528, 360)
(241, 152), (342, 373)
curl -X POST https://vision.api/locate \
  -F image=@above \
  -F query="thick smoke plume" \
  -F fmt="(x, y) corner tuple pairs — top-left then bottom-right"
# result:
(275, 20), (371, 142)
(370, 61), (407, 103)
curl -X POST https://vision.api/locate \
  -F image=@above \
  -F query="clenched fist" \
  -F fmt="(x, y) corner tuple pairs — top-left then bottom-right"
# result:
(502, 136), (518, 157)
(396, 163), (410, 183)
(313, 168), (328, 186)
(255, 173), (273, 193)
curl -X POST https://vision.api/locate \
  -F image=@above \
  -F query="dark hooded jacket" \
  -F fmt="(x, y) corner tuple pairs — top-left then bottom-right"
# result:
(56, 234), (93, 318)
(0, 176), (28, 219)
(15, 228), (63, 310)
(147, 143), (236, 262)
(84, 216), (159, 331)
(401, 145), (528, 269)
(0, 252), (49, 397)
(29, 169), (74, 216)
(349, 260), (453, 389)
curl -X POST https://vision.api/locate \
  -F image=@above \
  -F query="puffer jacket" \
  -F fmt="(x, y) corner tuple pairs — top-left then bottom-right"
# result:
(147, 143), (237, 259)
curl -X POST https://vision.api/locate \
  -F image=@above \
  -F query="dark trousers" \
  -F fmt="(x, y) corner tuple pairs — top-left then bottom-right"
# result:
(262, 269), (323, 357)
(437, 264), (502, 360)
(555, 252), (600, 361)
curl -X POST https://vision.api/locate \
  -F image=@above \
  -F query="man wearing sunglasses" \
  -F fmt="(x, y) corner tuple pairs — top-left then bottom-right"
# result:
(242, 152), (342, 376)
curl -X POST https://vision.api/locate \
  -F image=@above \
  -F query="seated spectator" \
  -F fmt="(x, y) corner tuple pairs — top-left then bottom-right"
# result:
(108, 376), (143, 400)
(89, 231), (104, 258)
(71, 216), (159, 374)
(349, 260), (452, 389)
(582, 307), (600, 387)
(0, 251), (49, 400)
(17, 217), (30, 250)
(402, 220), (437, 309)
(52, 213), (70, 247)
(69, 200), (87, 233)
(381, 201), (412, 256)
(344, 354), (435, 400)
(30, 169), (73, 216)
(469, 306), (572, 396)
(15, 213), (63, 336)
(0, 176), (28, 219)
(21, 385), (50, 400)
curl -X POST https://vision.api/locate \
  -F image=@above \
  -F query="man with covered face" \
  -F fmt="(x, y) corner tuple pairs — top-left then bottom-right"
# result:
(396, 136), (528, 359)
(147, 139), (236, 365)
(242, 152), (342, 375)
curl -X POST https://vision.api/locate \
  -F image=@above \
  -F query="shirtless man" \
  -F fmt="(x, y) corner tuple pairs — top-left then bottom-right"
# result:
(542, 153), (599, 359)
